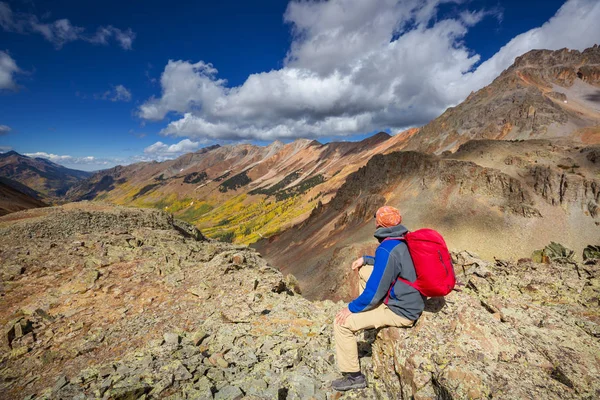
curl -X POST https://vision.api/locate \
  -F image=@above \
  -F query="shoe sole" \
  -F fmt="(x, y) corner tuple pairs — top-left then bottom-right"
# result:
(332, 382), (367, 391)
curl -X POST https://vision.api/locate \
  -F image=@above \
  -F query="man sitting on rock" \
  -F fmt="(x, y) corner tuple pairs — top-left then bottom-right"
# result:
(332, 206), (425, 391)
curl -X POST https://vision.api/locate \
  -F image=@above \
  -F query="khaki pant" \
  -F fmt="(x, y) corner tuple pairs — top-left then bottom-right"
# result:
(334, 265), (414, 372)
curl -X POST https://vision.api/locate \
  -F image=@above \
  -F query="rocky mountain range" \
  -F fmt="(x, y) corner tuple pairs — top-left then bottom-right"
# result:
(0, 204), (598, 399)
(62, 132), (409, 244)
(0, 151), (92, 202)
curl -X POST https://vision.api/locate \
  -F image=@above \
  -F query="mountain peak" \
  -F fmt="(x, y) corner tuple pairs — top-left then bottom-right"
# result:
(268, 140), (285, 148)
(359, 131), (391, 147)
(404, 45), (600, 154)
(512, 46), (600, 69)
(0, 150), (22, 158)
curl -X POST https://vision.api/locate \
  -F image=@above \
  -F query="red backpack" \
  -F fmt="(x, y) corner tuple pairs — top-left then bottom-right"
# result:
(384, 229), (455, 298)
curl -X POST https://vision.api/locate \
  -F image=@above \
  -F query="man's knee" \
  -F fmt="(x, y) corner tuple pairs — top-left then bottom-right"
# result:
(334, 318), (355, 334)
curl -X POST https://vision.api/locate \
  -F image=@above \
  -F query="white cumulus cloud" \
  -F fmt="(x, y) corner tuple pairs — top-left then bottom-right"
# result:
(143, 139), (204, 160)
(0, 2), (136, 49)
(0, 124), (11, 134)
(139, 0), (600, 142)
(24, 152), (110, 166)
(0, 50), (19, 90)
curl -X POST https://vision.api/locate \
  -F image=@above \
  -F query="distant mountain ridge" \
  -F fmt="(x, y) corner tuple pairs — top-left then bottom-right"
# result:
(0, 151), (92, 201)
(64, 132), (401, 243)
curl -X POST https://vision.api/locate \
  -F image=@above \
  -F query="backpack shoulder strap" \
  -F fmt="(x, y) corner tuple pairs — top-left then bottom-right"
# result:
(382, 234), (414, 305)
(382, 236), (407, 242)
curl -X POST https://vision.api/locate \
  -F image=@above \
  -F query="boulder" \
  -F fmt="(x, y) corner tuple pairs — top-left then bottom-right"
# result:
(532, 242), (575, 263)
(163, 332), (180, 346)
(215, 385), (243, 400)
(583, 245), (600, 262)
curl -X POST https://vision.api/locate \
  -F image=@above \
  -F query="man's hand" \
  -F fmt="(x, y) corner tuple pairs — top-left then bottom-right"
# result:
(335, 307), (353, 325)
(351, 256), (364, 271)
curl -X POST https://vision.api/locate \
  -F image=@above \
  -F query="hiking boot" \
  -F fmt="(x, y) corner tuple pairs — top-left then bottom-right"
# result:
(331, 373), (367, 391)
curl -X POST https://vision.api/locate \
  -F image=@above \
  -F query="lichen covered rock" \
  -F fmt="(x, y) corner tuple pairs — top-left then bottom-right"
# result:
(0, 205), (377, 399)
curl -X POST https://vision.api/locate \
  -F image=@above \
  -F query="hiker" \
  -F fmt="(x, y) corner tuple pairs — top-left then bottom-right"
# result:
(331, 206), (425, 392)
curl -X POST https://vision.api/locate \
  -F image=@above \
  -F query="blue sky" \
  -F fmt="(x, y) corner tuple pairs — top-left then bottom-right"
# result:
(0, 0), (599, 171)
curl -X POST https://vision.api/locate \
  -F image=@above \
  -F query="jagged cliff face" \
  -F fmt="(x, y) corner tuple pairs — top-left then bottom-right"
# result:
(1, 206), (598, 399)
(255, 139), (600, 302)
(404, 46), (600, 154)
(64, 133), (406, 244)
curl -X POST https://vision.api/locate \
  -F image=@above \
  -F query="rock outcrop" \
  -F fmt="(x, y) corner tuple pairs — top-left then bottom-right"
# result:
(528, 165), (600, 215)
(371, 251), (600, 399)
(330, 152), (540, 218)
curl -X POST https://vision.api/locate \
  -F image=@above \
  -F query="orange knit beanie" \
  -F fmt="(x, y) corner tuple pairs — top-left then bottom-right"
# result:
(375, 206), (402, 228)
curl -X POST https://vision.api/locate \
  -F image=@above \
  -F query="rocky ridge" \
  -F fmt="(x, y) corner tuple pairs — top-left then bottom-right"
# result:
(0, 203), (600, 400)
(2, 205), (599, 400)
(0, 205), (377, 400)
(403, 46), (600, 154)
(1, 44), (598, 399)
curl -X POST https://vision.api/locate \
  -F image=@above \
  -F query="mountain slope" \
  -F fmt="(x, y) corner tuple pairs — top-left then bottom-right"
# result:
(255, 140), (600, 301)
(403, 45), (600, 154)
(0, 151), (92, 201)
(0, 177), (47, 216)
(0, 204), (379, 399)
